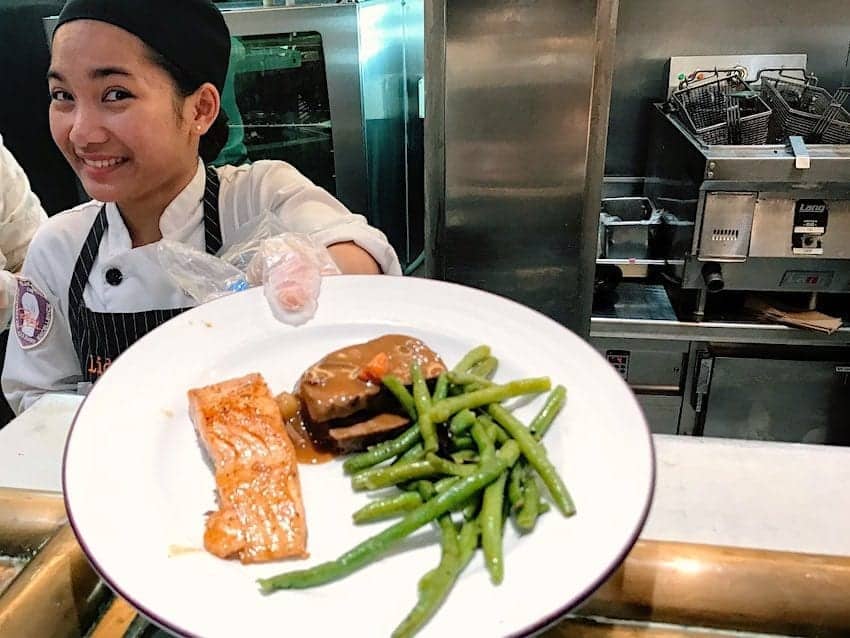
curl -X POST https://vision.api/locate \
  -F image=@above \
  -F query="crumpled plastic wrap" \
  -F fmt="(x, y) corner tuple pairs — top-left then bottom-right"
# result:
(157, 240), (248, 303)
(157, 211), (340, 326)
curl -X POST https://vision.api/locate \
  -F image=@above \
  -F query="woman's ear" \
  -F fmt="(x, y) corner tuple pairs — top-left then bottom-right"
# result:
(188, 82), (221, 136)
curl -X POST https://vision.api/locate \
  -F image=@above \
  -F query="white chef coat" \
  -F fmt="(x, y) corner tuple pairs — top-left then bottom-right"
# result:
(2, 159), (401, 414)
(0, 134), (48, 328)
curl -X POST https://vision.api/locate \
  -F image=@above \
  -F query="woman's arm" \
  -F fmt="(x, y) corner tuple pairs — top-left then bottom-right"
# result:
(222, 161), (402, 275)
(328, 241), (381, 274)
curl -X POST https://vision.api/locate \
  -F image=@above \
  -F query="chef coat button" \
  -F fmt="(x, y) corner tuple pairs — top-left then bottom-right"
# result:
(105, 268), (123, 286)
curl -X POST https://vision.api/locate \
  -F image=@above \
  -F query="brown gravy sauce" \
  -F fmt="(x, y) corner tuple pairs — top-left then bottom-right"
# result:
(299, 334), (446, 423)
(278, 393), (336, 465)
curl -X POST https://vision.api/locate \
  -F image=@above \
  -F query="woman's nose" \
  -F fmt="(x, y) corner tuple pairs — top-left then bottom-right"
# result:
(68, 106), (108, 147)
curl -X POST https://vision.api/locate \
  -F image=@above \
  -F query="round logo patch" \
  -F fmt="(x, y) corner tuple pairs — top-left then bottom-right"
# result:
(14, 277), (53, 349)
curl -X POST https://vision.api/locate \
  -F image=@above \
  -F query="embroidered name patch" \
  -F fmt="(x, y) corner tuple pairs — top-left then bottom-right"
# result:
(14, 277), (53, 349)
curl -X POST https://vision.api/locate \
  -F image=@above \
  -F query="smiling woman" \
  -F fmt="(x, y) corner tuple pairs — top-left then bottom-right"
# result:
(1, 0), (401, 416)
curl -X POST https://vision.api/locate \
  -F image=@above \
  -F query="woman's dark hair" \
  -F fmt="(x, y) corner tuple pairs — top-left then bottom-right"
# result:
(146, 48), (229, 164)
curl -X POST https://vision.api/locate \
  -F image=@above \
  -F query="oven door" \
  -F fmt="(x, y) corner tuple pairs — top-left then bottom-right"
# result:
(692, 345), (850, 445)
(591, 337), (688, 435)
(219, 2), (419, 266)
(220, 5), (366, 212)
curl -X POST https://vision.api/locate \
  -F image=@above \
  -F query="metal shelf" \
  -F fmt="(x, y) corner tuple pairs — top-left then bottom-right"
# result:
(591, 316), (850, 346)
(596, 258), (686, 266)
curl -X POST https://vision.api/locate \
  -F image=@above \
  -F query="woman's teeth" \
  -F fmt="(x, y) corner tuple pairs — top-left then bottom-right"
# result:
(82, 157), (126, 169)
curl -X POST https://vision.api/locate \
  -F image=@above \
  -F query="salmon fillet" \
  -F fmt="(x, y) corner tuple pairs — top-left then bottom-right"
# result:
(187, 373), (308, 563)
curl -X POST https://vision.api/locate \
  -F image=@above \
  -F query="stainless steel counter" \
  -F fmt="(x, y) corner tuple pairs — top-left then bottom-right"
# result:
(592, 316), (850, 346)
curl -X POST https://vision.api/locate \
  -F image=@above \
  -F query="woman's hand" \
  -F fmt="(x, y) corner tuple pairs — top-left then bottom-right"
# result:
(328, 241), (381, 275)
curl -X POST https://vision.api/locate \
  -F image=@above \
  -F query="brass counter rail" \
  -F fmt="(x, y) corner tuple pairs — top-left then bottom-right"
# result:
(1, 487), (848, 637)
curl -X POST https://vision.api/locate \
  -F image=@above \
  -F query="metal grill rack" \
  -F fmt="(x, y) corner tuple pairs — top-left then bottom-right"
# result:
(758, 68), (850, 144)
(672, 70), (772, 145)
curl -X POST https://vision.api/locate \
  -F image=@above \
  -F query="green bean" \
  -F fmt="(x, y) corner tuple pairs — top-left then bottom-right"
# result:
(425, 453), (478, 478)
(529, 385), (567, 441)
(432, 372), (449, 402)
(470, 422), (494, 462)
(412, 363), (439, 454)
(464, 356), (500, 391)
(539, 501), (551, 515)
(353, 492), (423, 524)
(344, 425), (420, 474)
(462, 494), (481, 521)
(448, 409), (476, 435)
(415, 480), (436, 501)
(487, 404), (575, 517)
(258, 442), (519, 592)
(449, 436), (474, 451)
(352, 460), (439, 491)
(516, 470), (541, 532)
(382, 375), (417, 420)
(428, 378), (551, 424)
(479, 470), (509, 585)
(451, 345), (491, 374)
(477, 415), (509, 445)
(392, 515), (460, 638)
(507, 462), (525, 511)
(434, 476), (461, 493)
(461, 422), (493, 527)
(447, 371), (494, 388)
(457, 519), (480, 563)
(450, 450), (477, 464)
(468, 356), (498, 380)
(394, 442), (425, 466)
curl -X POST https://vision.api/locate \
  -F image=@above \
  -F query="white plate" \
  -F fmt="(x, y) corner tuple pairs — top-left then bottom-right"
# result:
(63, 276), (654, 638)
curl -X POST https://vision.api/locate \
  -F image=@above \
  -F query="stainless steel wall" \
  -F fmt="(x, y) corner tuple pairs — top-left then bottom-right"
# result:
(607, 0), (850, 176)
(425, 0), (618, 335)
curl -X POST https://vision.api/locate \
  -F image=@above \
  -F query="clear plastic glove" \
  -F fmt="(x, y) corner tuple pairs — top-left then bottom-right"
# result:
(218, 210), (287, 274)
(157, 240), (248, 304)
(254, 233), (340, 326)
(158, 231), (339, 326)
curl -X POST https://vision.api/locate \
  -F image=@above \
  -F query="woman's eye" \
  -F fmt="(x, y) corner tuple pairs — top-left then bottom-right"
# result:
(103, 88), (133, 102)
(50, 89), (73, 102)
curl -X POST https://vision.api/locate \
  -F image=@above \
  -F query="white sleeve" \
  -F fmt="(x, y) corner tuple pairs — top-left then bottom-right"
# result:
(2, 228), (81, 415)
(0, 135), (48, 272)
(228, 161), (402, 275)
(0, 271), (15, 330)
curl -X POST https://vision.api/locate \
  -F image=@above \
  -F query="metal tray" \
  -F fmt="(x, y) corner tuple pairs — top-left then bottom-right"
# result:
(599, 197), (658, 260)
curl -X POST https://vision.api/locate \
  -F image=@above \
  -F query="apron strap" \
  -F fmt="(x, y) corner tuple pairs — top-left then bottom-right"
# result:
(68, 205), (108, 312)
(203, 165), (223, 255)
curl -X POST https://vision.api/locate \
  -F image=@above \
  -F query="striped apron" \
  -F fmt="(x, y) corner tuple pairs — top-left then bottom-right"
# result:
(69, 166), (223, 382)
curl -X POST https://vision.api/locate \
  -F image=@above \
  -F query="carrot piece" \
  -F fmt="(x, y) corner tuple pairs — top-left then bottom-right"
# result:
(359, 352), (390, 383)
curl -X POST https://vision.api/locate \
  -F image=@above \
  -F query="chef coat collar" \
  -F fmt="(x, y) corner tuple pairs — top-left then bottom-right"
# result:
(103, 160), (207, 250)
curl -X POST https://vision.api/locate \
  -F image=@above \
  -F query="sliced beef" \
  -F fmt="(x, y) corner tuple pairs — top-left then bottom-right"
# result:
(297, 334), (445, 452)
(326, 413), (411, 454)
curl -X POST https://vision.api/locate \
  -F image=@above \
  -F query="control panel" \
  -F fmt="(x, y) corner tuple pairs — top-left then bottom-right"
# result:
(605, 350), (630, 380)
(792, 200), (828, 256)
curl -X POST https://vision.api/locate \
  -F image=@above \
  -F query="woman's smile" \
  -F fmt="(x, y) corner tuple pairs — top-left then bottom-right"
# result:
(76, 153), (129, 177)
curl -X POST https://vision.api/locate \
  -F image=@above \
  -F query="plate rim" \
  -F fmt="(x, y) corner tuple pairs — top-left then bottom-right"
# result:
(61, 276), (656, 637)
